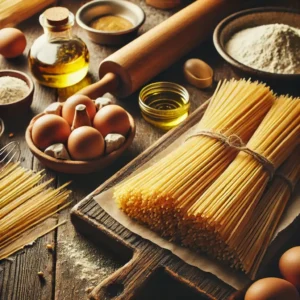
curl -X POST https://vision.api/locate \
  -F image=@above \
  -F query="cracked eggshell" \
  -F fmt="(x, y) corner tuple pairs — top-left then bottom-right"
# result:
(44, 143), (70, 160)
(44, 102), (63, 116)
(105, 133), (125, 154)
(94, 97), (112, 110)
(183, 58), (213, 89)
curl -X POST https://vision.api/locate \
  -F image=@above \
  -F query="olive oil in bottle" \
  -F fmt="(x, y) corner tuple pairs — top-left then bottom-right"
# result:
(29, 7), (89, 88)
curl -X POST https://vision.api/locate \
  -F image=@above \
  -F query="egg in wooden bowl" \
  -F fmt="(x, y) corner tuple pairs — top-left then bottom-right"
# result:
(25, 95), (135, 174)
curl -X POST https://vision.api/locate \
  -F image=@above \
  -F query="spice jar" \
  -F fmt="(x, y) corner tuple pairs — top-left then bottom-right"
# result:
(29, 7), (89, 88)
(139, 82), (190, 130)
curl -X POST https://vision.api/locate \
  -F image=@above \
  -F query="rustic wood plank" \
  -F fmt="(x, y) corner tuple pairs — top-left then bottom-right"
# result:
(71, 198), (235, 300)
(71, 90), (300, 299)
(70, 1), (300, 299)
(71, 102), (237, 300)
(0, 16), (57, 300)
(53, 0), (173, 299)
(0, 1), (299, 300)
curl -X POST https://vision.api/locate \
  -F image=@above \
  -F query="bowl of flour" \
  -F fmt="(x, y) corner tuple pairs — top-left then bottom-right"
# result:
(213, 7), (300, 81)
(0, 70), (34, 117)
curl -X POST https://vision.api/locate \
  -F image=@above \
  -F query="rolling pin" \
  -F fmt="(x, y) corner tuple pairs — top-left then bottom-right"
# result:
(78, 0), (239, 99)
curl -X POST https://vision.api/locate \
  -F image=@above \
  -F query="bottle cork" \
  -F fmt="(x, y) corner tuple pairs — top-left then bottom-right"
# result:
(44, 7), (70, 26)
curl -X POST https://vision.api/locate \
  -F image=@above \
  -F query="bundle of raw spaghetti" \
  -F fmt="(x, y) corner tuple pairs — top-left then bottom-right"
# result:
(186, 95), (299, 273)
(115, 79), (275, 239)
(0, 163), (71, 260)
(239, 147), (299, 278)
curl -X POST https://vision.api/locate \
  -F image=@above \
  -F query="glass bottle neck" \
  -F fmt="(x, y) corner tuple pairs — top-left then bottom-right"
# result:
(43, 27), (72, 42)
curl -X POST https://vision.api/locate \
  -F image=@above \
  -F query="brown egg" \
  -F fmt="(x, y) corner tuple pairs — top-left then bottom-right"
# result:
(32, 114), (71, 150)
(67, 126), (104, 160)
(0, 28), (26, 58)
(62, 94), (96, 125)
(279, 247), (300, 288)
(93, 105), (130, 137)
(245, 277), (299, 300)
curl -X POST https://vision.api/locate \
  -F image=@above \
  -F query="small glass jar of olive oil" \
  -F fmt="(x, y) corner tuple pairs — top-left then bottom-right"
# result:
(29, 7), (89, 88)
(139, 82), (190, 130)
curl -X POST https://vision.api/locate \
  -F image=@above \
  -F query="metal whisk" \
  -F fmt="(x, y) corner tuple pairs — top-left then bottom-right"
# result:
(0, 141), (21, 171)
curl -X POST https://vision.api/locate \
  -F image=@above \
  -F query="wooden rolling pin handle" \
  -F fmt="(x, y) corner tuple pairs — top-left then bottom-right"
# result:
(228, 289), (247, 300)
(228, 282), (253, 300)
(76, 72), (119, 99)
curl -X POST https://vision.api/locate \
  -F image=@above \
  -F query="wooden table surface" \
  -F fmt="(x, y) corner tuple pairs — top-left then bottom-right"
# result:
(0, 1), (299, 300)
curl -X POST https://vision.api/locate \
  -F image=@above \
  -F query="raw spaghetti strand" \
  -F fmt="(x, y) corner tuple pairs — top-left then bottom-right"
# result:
(0, 163), (71, 260)
(236, 148), (299, 278)
(188, 95), (299, 274)
(114, 79), (275, 241)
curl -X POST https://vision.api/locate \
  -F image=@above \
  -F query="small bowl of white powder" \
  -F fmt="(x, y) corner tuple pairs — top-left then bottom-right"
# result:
(213, 7), (300, 82)
(0, 70), (34, 117)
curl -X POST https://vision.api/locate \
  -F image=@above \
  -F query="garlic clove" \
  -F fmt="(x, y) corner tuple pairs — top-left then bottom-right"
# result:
(94, 97), (112, 110)
(44, 143), (71, 160)
(183, 58), (213, 89)
(105, 133), (125, 154)
(44, 102), (63, 116)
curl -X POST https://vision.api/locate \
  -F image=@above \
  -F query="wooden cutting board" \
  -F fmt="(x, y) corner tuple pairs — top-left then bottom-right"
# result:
(71, 100), (300, 300)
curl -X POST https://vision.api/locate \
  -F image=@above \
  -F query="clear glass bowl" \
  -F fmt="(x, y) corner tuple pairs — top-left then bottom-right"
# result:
(139, 82), (190, 130)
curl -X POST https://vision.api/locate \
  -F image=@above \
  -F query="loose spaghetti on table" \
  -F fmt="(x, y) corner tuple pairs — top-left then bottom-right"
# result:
(0, 163), (71, 260)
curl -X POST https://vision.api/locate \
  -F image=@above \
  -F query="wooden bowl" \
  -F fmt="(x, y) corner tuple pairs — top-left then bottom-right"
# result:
(213, 7), (300, 83)
(0, 118), (4, 139)
(0, 70), (34, 118)
(25, 112), (136, 174)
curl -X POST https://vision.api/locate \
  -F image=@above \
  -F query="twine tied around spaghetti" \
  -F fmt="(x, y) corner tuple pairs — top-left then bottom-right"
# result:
(186, 130), (275, 180)
(274, 172), (295, 194)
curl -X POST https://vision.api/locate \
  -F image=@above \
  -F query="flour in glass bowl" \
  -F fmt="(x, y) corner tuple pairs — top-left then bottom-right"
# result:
(225, 23), (300, 74)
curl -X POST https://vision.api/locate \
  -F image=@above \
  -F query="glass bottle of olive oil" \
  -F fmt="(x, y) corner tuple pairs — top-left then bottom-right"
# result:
(29, 7), (89, 88)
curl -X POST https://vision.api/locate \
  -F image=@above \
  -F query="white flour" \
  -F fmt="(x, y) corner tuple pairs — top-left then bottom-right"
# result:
(59, 239), (111, 284)
(226, 23), (300, 74)
(0, 76), (29, 103)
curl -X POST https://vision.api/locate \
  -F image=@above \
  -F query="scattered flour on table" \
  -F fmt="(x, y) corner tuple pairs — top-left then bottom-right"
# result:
(225, 23), (300, 74)
(59, 239), (115, 284)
